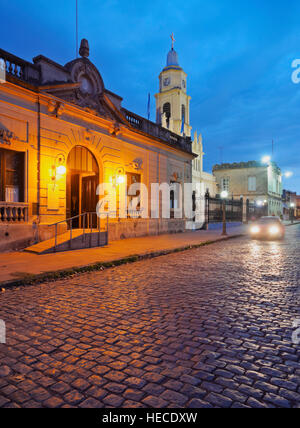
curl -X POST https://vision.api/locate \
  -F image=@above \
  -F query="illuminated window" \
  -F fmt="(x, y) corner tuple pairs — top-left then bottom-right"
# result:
(0, 149), (24, 202)
(127, 172), (141, 215)
(221, 178), (230, 193)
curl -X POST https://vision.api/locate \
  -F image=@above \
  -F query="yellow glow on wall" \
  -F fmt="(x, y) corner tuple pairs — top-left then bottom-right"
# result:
(56, 165), (66, 175)
(116, 175), (125, 185)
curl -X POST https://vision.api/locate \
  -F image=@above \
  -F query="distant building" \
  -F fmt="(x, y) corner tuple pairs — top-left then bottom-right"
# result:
(282, 190), (297, 220)
(189, 132), (217, 228)
(296, 196), (300, 219)
(213, 161), (283, 216)
(191, 133), (217, 197)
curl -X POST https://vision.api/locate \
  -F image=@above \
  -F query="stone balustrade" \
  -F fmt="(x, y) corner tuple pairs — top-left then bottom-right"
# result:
(0, 202), (29, 223)
(122, 108), (193, 154)
(0, 48), (40, 83)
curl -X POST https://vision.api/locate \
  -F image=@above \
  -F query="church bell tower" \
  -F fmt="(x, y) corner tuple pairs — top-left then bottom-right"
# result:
(155, 34), (192, 137)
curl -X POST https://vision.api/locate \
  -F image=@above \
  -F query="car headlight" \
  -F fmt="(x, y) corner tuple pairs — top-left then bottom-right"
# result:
(269, 226), (280, 235)
(251, 226), (260, 234)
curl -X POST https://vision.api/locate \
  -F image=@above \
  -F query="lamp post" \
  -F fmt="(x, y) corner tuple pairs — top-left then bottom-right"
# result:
(262, 156), (271, 165)
(290, 203), (295, 224)
(221, 191), (228, 236)
(282, 171), (294, 221)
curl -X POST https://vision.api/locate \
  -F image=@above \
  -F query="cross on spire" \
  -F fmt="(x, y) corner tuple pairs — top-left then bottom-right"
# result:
(171, 33), (175, 50)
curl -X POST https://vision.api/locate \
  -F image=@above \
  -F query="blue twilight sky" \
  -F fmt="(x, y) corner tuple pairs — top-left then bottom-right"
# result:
(1, 0), (300, 191)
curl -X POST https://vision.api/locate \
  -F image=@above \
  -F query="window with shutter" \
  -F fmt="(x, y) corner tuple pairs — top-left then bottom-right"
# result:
(248, 176), (257, 192)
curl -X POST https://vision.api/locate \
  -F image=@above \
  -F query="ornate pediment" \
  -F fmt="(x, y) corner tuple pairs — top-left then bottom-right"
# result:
(37, 40), (127, 125)
(65, 50), (104, 108)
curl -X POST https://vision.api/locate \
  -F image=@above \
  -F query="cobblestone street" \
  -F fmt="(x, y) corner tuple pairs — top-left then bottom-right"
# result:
(0, 225), (300, 408)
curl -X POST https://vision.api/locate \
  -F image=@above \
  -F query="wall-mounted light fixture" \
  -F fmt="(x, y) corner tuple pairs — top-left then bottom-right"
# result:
(220, 190), (228, 199)
(51, 154), (66, 182)
(112, 167), (125, 187)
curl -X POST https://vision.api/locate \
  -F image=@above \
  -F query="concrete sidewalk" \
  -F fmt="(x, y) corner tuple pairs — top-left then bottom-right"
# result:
(0, 226), (246, 286)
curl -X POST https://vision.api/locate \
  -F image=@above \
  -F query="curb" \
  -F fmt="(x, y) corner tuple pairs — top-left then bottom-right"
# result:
(0, 234), (244, 290)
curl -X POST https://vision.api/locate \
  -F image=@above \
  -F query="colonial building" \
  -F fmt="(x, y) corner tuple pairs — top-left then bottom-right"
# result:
(282, 190), (297, 220)
(0, 39), (196, 252)
(213, 161), (283, 216)
(155, 37), (217, 229)
(296, 195), (300, 219)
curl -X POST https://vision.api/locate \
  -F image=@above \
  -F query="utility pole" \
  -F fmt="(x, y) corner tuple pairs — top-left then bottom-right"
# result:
(218, 146), (224, 164)
(221, 191), (228, 236)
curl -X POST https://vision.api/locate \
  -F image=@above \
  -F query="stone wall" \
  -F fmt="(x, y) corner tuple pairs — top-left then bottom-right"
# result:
(108, 219), (186, 242)
(0, 223), (67, 253)
(0, 224), (36, 252)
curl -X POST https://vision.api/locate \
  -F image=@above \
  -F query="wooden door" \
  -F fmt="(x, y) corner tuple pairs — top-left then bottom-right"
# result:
(70, 174), (80, 228)
(82, 175), (98, 227)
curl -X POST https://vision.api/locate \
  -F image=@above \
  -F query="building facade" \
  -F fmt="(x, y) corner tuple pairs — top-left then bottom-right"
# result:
(296, 195), (300, 219)
(0, 40), (195, 251)
(213, 161), (283, 216)
(282, 190), (297, 220)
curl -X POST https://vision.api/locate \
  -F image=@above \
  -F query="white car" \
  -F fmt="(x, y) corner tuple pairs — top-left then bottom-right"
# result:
(249, 216), (285, 240)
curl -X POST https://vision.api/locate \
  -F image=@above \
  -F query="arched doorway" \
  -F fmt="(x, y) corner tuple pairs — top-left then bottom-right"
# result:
(66, 146), (99, 227)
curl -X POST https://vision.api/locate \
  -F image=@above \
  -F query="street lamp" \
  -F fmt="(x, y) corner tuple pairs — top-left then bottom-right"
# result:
(290, 203), (295, 224)
(262, 156), (271, 164)
(284, 171), (293, 178)
(220, 191), (228, 236)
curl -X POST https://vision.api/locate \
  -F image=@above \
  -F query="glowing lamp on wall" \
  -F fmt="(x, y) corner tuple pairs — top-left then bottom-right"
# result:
(112, 167), (126, 187)
(51, 154), (66, 182)
(56, 165), (66, 176)
(116, 175), (125, 185)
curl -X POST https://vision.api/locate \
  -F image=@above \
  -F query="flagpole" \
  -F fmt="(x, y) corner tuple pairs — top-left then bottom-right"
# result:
(76, 0), (78, 58)
(147, 93), (150, 121)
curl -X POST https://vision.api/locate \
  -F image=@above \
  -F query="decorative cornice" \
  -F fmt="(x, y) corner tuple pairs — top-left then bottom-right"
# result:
(0, 128), (19, 145)
(47, 100), (65, 118)
(213, 161), (281, 172)
(109, 122), (122, 137)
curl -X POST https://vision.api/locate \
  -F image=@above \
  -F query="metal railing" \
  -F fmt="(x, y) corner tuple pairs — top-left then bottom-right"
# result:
(48, 212), (109, 252)
(246, 200), (268, 223)
(204, 193), (243, 225)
